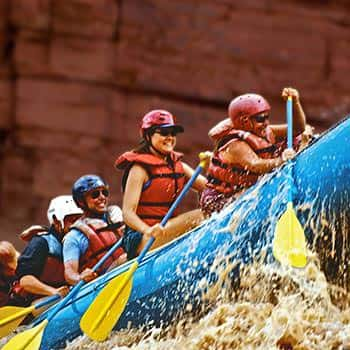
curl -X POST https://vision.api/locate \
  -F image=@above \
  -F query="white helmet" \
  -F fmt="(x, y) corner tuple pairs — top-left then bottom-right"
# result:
(47, 195), (83, 226)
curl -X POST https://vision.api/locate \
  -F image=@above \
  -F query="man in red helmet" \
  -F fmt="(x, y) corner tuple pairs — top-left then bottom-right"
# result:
(115, 109), (208, 259)
(200, 87), (307, 217)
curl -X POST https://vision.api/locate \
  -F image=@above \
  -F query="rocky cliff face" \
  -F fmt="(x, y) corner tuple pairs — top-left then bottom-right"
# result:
(0, 0), (349, 248)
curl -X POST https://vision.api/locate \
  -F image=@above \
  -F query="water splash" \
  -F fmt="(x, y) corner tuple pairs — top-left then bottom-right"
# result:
(65, 259), (350, 350)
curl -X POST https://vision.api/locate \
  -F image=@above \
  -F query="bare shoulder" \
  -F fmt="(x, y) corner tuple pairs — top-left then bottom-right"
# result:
(181, 162), (195, 177)
(181, 161), (192, 170)
(129, 163), (148, 178)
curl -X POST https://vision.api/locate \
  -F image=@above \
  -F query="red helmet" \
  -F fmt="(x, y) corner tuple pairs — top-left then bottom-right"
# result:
(140, 110), (184, 136)
(228, 94), (271, 128)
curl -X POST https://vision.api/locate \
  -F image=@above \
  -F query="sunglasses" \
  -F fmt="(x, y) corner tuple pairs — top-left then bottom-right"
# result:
(155, 129), (177, 137)
(252, 114), (269, 123)
(90, 188), (109, 199)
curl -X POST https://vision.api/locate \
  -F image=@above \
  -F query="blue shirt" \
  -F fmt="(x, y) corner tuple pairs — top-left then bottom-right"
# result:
(63, 229), (89, 263)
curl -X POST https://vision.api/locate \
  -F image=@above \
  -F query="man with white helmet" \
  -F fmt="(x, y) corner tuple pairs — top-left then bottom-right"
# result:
(13, 195), (83, 305)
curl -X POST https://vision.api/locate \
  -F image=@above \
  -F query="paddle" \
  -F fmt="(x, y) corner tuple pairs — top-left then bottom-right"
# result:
(272, 96), (307, 268)
(1, 238), (123, 350)
(80, 153), (208, 342)
(0, 293), (60, 339)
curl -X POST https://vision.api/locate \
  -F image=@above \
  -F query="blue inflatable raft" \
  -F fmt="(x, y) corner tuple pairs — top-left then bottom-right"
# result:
(34, 116), (350, 349)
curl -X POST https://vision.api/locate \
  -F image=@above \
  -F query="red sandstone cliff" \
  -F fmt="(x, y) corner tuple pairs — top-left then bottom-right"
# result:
(0, 0), (349, 248)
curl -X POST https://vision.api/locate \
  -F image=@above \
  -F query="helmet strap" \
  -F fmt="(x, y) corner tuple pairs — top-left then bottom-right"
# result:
(150, 144), (168, 157)
(84, 208), (105, 219)
(52, 216), (64, 237)
(77, 199), (87, 211)
(145, 133), (169, 158)
(240, 115), (254, 131)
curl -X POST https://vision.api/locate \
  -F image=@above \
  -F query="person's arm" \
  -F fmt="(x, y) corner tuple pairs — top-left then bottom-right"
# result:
(181, 162), (207, 192)
(222, 141), (283, 174)
(19, 275), (68, 297)
(63, 232), (97, 285)
(63, 260), (97, 285)
(271, 87), (306, 139)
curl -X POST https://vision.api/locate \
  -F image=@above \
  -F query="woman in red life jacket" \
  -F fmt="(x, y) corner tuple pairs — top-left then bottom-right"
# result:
(63, 175), (127, 285)
(0, 241), (19, 306)
(115, 109), (207, 259)
(200, 87), (307, 217)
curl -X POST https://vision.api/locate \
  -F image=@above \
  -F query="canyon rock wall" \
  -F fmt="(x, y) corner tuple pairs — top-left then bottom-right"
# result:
(0, 0), (349, 248)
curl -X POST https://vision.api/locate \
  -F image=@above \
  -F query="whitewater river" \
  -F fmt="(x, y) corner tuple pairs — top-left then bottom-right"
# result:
(65, 258), (350, 350)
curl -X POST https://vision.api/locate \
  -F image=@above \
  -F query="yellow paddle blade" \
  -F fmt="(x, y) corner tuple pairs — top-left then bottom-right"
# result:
(80, 262), (138, 342)
(0, 305), (35, 339)
(273, 202), (307, 268)
(1, 320), (48, 350)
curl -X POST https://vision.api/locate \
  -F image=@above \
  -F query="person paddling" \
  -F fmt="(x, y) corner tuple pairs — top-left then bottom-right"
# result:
(115, 109), (207, 260)
(13, 196), (83, 306)
(200, 87), (307, 217)
(63, 175), (126, 285)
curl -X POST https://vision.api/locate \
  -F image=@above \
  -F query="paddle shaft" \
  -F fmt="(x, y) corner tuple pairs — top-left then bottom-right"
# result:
(138, 162), (205, 262)
(30, 294), (60, 310)
(287, 96), (293, 203)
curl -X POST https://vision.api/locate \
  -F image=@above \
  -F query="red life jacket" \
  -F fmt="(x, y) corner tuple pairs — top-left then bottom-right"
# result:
(20, 226), (66, 287)
(72, 214), (125, 273)
(207, 128), (283, 195)
(115, 151), (186, 226)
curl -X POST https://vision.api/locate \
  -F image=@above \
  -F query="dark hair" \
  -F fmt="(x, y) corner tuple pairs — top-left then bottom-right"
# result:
(133, 126), (159, 154)
(132, 138), (151, 154)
